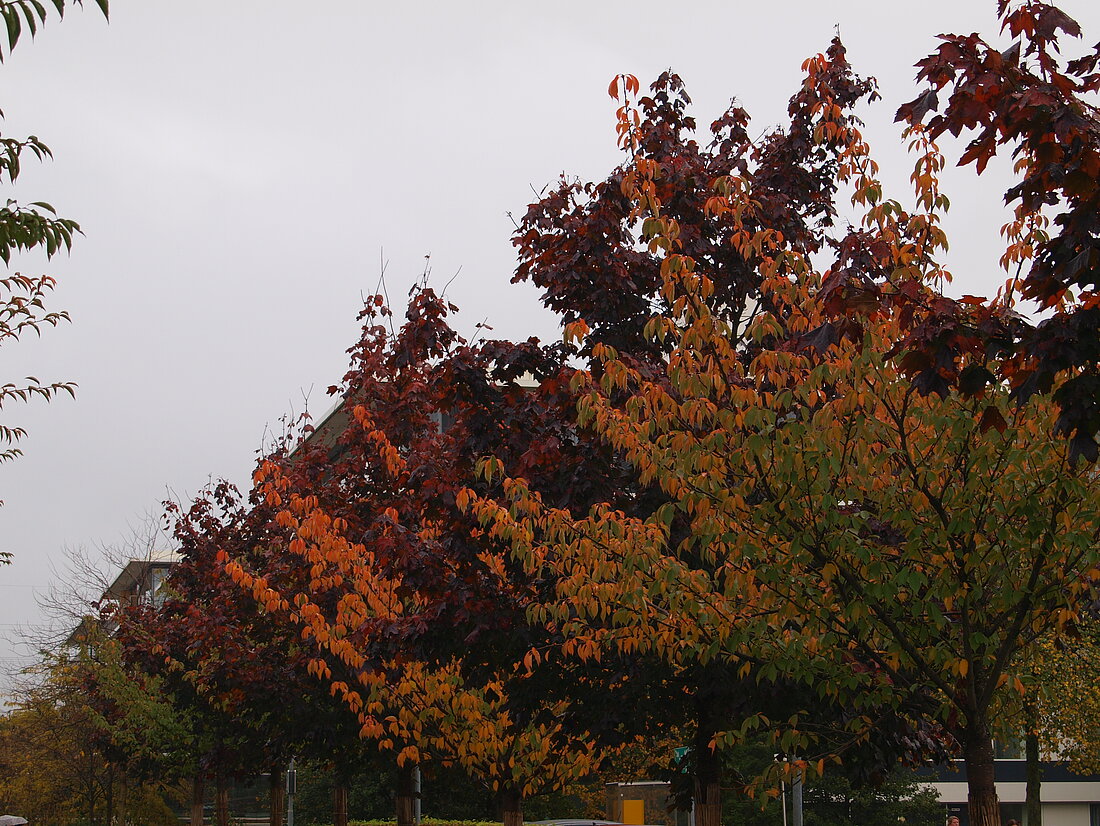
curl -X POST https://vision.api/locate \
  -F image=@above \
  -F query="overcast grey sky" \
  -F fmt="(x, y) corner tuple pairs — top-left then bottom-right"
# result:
(2, 0), (1099, 690)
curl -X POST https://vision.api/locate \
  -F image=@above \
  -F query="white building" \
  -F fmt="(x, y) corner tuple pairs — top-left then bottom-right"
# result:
(921, 756), (1100, 826)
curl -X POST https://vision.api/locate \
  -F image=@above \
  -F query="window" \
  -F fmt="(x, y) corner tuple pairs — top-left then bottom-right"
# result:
(994, 737), (1026, 760)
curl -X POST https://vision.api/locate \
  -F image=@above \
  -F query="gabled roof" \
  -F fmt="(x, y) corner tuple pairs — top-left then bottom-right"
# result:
(101, 550), (180, 602)
(288, 396), (350, 460)
(65, 550), (181, 647)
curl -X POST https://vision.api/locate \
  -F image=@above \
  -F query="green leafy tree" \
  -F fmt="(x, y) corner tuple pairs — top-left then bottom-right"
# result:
(801, 769), (942, 826)
(0, 646), (179, 826)
(1023, 619), (1100, 776)
(80, 628), (199, 787)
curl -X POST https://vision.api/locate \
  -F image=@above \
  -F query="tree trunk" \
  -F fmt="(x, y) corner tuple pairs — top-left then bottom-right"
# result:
(964, 722), (1001, 826)
(119, 771), (130, 826)
(270, 768), (286, 826)
(693, 730), (722, 826)
(396, 763), (417, 826)
(499, 787), (523, 826)
(105, 765), (115, 826)
(87, 750), (98, 826)
(191, 775), (205, 826)
(1025, 714), (1042, 826)
(215, 773), (230, 826)
(334, 781), (349, 826)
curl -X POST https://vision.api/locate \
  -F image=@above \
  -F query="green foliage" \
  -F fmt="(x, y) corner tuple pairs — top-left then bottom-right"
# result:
(292, 759), (396, 826)
(801, 771), (942, 826)
(0, 648), (179, 826)
(82, 632), (199, 781)
(709, 741), (941, 826)
(1020, 618), (1100, 775)
(0, 272), (76, 475)
(292, 758), (585, 826)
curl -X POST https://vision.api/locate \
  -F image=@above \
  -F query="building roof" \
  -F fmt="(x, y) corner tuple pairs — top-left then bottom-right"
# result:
(64, 550), (180, 647)
(101, 550), (180, 603)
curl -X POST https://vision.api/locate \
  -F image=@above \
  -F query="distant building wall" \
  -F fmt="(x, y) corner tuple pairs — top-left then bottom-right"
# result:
(606, 781), (688, 826)
(919, 760), (1100, 826)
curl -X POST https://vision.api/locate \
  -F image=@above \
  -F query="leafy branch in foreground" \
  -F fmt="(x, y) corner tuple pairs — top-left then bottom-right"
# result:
(0, 0), (108, 61)
(0, 0), (108, 507)
(0, 273), (76, 464)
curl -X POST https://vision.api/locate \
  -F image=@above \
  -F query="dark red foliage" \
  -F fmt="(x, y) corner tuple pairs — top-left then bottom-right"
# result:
(513, 42), (877, 368)
(264, 287), (650, 675)
(888, 1), (1100, 459)
(111, 479), (366, 780)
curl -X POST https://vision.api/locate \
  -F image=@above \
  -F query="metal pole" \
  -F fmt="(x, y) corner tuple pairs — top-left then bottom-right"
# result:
(781, 780), (788, 826)
(286, 757), (296, 826)
(413, 765), (421, 825)
(792, 765), (803, 826)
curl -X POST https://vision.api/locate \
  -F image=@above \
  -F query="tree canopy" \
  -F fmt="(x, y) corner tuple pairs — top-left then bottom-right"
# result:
(52, 7), (1100, 826)
(471, 10), (1100, 826)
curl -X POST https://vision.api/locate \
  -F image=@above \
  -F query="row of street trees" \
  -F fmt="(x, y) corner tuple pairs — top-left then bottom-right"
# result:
(13, 3), (1099, 826)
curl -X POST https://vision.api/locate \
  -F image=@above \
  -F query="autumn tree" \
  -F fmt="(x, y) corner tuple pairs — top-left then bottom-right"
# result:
(228, 11), (1100, 826)
(112, 567), (255, 826)
(210, 40), (905, 826)
(848, 0), (1100, 459)
(0, 0), (107, 509)
(491, 37), (993, 826)
(474, 34), (1100, 826)
(6, 521), (189, 825)
(0, 645), (179, 826)
(225, 288), (623, 826)
(1020, 619), (1100, 775)
(0, 677), (118, 825)
(110, 479), (375, 826)
(506, 47), (956, 826)
(231, 271), (941, 826)
(991, 618), (1100, 826)
(236, 47), (945, 826)
(512, 50), (875, 369)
